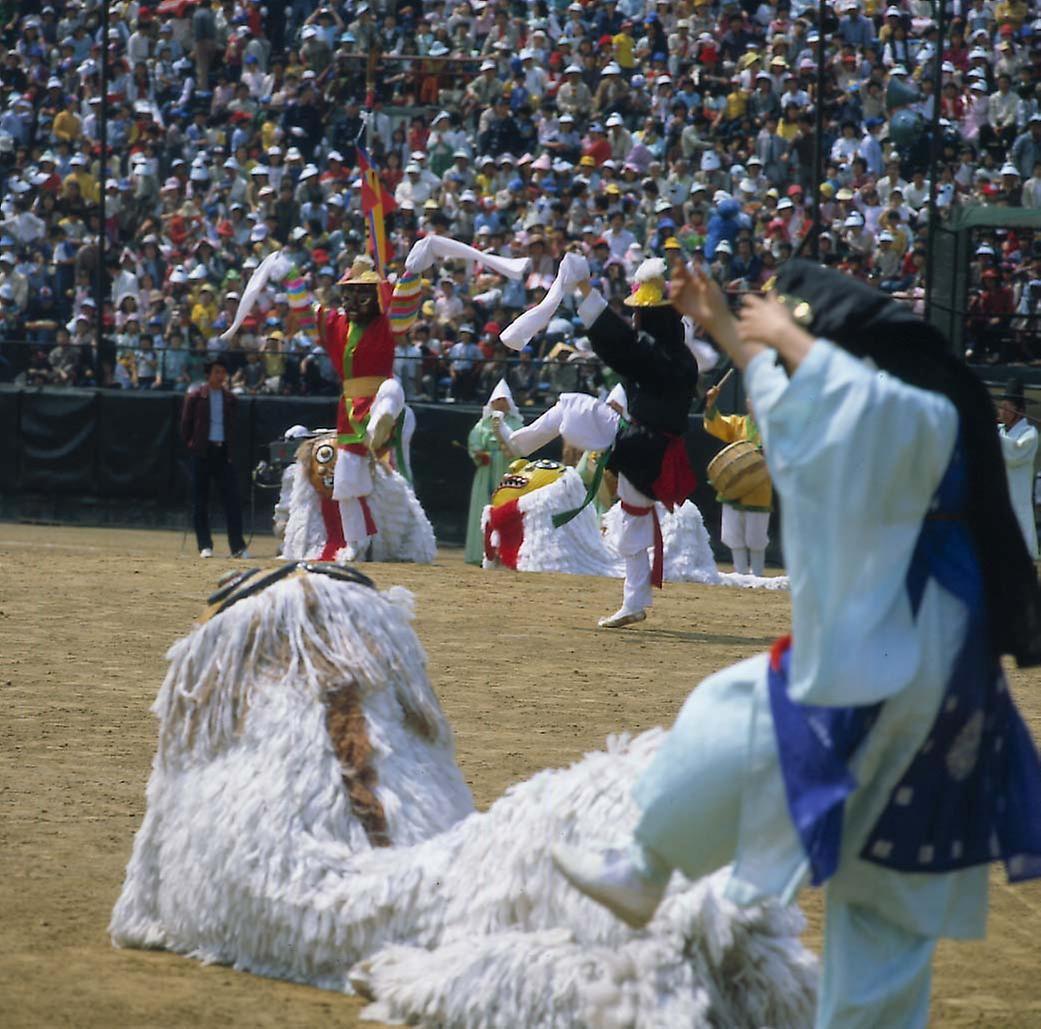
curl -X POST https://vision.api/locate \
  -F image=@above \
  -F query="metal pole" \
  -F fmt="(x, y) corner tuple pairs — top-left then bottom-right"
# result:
(96, 0), (109, 383)
(810, 0), (826, 260)
(924, 0), (946, 323)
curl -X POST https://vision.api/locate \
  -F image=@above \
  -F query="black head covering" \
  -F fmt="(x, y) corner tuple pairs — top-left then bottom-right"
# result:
(1002, 376), (1027, 409)
(634, 304), (686, 351)
(773, 259), (1041, 668)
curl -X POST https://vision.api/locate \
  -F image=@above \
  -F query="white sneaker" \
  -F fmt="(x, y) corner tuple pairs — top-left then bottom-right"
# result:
(597, 608), (647, 629)
(199, 548), (213, 559)
(340, 542), (361, 563)
(232, 548), (250, 559)
(551, 845), (665, 929)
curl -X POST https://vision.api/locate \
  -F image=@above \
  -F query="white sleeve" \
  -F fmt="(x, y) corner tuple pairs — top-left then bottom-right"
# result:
(758, 339), (960, 707)
(1000, 425), (1039, 467)
(576, 288), (608, 328)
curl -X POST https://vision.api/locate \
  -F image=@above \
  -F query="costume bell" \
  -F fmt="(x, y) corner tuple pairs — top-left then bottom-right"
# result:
(997, 376), (1039, 560)
(496, 257), (700, 628)
(465, 379), (524, 566)
(315, 256), (421, 560)
(703, 389), (772, 575)
(552, 260), (1041, 1028)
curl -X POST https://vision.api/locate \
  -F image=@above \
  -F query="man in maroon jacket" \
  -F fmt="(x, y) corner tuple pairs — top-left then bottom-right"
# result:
(181, 358), (247, 558)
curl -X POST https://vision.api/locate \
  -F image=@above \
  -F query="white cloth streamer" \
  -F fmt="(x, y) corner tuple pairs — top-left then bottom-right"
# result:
(219, 249), (294, 342)
(404, 236), (530, 281)
(500, 253), (589, 351)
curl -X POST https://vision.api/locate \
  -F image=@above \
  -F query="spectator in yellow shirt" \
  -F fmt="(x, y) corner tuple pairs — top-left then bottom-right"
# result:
(612, 29), (635, 71)
(63, 155), (99, 203)
(995, 1), (1029, 29)
(191, 283), (219, 339)
(51, 97), (81, 143)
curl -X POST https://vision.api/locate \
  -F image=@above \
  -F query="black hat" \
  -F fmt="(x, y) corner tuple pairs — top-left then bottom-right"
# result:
(771, 258), (947, 356)
(204, 356), (229, 373)
(771, 259), (1041, 669)
(1001, 376), (1027, 407)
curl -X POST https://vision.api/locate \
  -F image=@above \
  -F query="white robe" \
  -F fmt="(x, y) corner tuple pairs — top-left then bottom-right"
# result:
(634, 339), (989, 942)
(999, 418), (1039, 559)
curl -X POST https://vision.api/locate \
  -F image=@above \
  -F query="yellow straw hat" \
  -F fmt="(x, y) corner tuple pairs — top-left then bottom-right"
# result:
(624, 257), (671, 307)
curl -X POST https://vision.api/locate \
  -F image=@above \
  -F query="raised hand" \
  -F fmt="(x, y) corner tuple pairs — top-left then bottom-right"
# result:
(669, 262), (731, 337)
(737, 294), (815, 369)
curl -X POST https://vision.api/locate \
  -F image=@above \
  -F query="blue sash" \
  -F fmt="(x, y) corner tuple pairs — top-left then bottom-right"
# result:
(770, 444), (1041, 885)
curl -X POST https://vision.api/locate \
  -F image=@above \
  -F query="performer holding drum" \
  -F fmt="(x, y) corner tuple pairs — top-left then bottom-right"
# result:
(704, 370), (772, 576)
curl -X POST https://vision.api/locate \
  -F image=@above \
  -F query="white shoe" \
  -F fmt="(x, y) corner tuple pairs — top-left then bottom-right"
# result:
(551, 845), (665, 929)
(232, 548), (250, 559)
(597, 608), (647, 629)
(340, 542), (361, 563)
(199, 548), (213, 559)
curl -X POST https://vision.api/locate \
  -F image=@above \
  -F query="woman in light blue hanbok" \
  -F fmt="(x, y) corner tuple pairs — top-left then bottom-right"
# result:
(553, 260), (1041, 1028)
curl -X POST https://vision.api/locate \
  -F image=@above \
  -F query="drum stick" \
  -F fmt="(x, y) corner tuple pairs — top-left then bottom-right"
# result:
(716, 367), (735, 391)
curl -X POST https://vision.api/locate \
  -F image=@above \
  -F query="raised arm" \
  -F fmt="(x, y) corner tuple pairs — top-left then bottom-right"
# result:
(387, 272), (422, 337)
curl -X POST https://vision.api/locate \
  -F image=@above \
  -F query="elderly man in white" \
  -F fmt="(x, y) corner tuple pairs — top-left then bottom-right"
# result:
(998, 376), (1039, 559)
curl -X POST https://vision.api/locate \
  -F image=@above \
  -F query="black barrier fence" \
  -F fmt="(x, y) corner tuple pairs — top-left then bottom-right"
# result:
(0, 384), (783, 563)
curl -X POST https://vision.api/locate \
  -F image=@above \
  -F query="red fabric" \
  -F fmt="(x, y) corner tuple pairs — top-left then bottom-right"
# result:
(358, 495), (377, 537)
(316, 305), (396, 450)
(484, 499), (524, 569)
(319, 496), (346, 561)
(357, 146), (397, 216)
(620, 501), (664, 590)
(769, 633), (793, 673)
(652, 436), (698, 511)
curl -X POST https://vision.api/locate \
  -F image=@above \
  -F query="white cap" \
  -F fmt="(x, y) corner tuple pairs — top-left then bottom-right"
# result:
(1000, 163), (1020, 177)
(844, 213), (864, 226)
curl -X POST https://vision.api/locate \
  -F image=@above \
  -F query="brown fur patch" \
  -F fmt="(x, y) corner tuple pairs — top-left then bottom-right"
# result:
(324, 683), (391, 848)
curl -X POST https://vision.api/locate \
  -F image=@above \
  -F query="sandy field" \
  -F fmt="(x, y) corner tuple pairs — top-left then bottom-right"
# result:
(1, 522), (1040, 1028)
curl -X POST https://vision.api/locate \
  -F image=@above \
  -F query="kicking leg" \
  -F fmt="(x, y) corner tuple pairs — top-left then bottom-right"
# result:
(494, 405), (564, 457)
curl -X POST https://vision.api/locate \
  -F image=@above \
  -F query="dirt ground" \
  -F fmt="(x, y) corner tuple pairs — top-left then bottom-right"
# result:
(1, 524), (1040, 1028)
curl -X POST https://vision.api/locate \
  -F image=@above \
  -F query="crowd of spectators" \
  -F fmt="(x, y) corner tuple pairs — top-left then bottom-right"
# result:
(1, 0), (1041, 400)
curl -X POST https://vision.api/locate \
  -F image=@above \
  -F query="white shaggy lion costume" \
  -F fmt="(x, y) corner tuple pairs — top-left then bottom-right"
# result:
(281, 432), (436, 565)
(110, 565), (816, 1026)
(484, 465), (788, 590)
